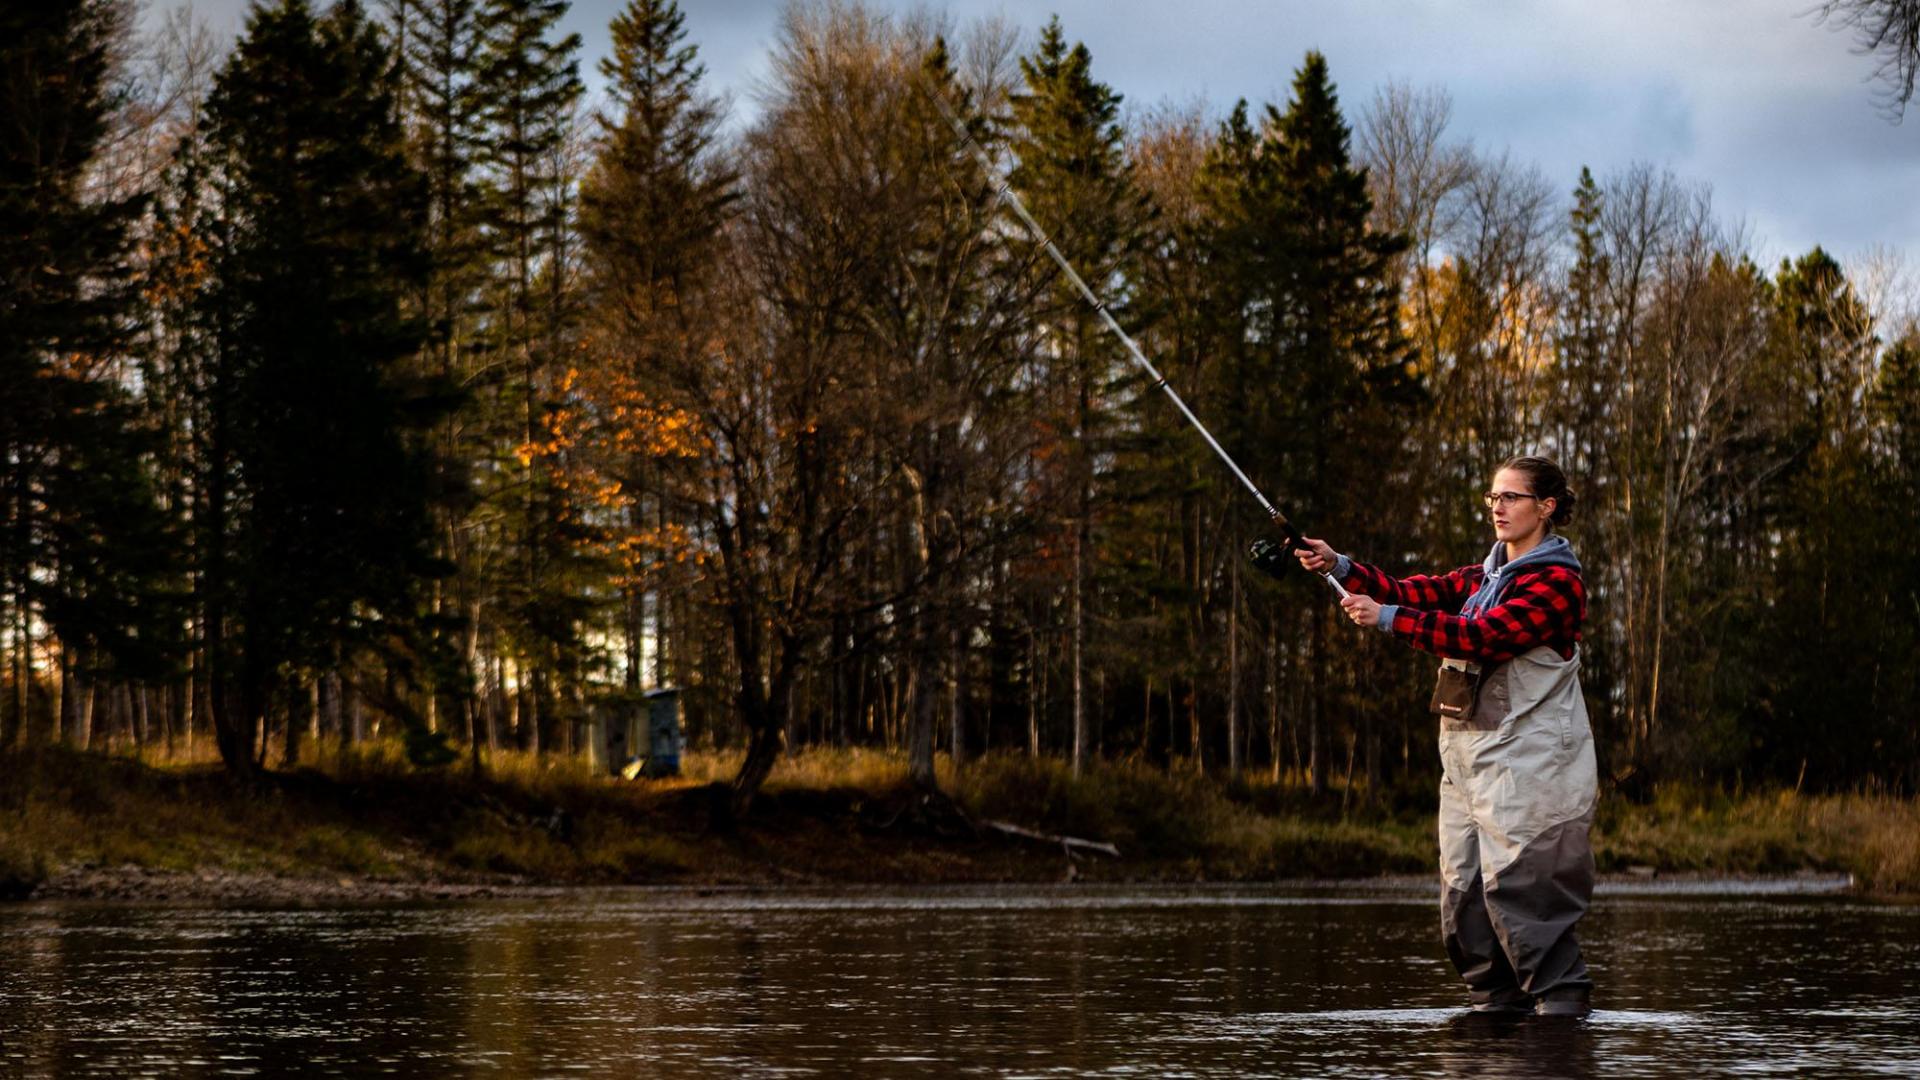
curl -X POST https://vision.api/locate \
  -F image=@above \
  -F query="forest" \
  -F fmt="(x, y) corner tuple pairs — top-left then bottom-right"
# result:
(7, 0), (1920, 829)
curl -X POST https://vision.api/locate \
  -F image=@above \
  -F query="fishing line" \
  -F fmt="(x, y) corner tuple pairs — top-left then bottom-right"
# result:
(919, 76), (1349, 600)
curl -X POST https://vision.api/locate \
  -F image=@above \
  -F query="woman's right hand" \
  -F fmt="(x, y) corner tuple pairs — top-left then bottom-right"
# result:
(1295, 536), (1337, 573)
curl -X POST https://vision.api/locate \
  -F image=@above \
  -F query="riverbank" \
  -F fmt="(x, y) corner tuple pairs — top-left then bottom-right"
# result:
(2, 744), (1914, 901)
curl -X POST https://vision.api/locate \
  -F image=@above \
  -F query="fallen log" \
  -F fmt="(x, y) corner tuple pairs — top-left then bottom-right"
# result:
(982, 819), (1120, 859)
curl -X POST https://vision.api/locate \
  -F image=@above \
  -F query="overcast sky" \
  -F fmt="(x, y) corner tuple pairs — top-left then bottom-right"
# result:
(162, 0), (1920, 268)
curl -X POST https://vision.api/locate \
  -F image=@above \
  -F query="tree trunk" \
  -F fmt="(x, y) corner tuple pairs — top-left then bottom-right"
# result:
(6, 594), (26, 748)
(1187, 677), (1203, 775)
(188, 642), (206, 748)
(1228, 554), (1242, 775)
(285, 677), (307, 768)
(726, 590), (794, 819)
(908, 637), (938, 790)
(167, 679), (185, 755)
(79, 677), (97, 751)
(948, 622), (966, 770)
(1267, 621), (1281, 784)
(59, 648), (77, 746)
(1070, 532), (1085, 775)
(1139, 676), (1154, 761)
(208, 630), (255, 776)
(732, 718), (783, 820)
(1026, 630), (1041, 756)
(1309, 603), (1326, 795)
(1165, 681), (1176, 775)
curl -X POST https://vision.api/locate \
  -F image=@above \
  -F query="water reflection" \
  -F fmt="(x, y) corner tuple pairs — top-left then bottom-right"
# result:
(1440, 1011), (1597, 1079)
(0, 885), (1913, 1077)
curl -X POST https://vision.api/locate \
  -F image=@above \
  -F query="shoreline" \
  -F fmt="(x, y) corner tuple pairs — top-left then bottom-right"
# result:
(4, 745), (1913, 904)
(15, 864), (1859, 906)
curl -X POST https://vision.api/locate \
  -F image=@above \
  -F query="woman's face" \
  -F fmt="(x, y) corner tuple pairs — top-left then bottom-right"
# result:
(1488, 467), (1553, 545)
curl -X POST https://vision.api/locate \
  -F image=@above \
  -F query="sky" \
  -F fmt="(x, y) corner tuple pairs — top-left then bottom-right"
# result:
(158, 0), (1920, 271)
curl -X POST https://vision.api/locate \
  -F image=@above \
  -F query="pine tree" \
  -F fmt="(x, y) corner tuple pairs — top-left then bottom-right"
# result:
(577, 0), (735, 701)
(1209, 52), (1415, 795)
(1759, 249), (1880, 785)
(1557, 168), (1611, 476)
(383, 0), (496, 750)
(581, 0), (733, 318)
(1008, 16), (1143, 774)
(196, 0), (443, 773)
(1546, 166), (1620, 747)
(473, 0), (584, 753)
(1112, 105), (1231, 772)
(0, 0), (180, 748)
(1290, 54), (1416, 798)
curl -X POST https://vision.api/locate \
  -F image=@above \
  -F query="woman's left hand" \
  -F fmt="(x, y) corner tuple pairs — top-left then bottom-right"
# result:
(1340, 595), (1382, 628)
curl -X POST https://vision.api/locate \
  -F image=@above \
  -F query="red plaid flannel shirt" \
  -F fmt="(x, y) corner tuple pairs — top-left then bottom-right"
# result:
(1338, 559), (1585, 663)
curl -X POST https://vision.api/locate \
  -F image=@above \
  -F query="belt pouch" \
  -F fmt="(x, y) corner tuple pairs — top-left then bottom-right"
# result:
(1430, 658), (1482, 720)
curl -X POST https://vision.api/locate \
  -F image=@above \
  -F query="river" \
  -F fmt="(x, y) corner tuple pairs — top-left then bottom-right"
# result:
(2, 879), (1912, 1077)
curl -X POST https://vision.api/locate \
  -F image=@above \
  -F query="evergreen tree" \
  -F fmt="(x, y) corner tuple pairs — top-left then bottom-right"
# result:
(1115, 105), (1239, 772)
(577, 0), (735, 700)
(1551, 166), (1620, 762)
(1758, 249), (1881, 785)
(1556, 167), (1611, 480)
(1870, 331), (1920, 785)
(581, 0), (733, 318)
(474, 0), (584, 753)
(386, 0), (495, 749)
(197, 0), (444, 773)
(0, 0), (180, 747)
(1196, 98), (1284, 776)
(1209, 52), (1416, 794)
(1008, 16), (1143, 773)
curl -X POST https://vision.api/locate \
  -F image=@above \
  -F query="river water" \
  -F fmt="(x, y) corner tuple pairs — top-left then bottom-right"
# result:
(1, 880), (1913, 1077)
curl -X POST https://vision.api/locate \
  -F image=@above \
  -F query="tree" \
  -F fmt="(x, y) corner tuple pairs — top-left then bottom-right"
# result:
(576, 0), (736, 701)
(1756, 249), (1881, 786)
(1206, 53), (1416, 794)
(1113, 103), (1227, 772)
(1008, 16), (1143, 774)
(384, 0), (492, 749)
(1810, 0), (1920, 118)
(195, 0), (443, 773)
(0, 0), (179, 748)
(1869, 330), (1920, 786)
(636, 0), (896, 816)
(858, 33), (1038, 788)
(475, 0), (585, 753)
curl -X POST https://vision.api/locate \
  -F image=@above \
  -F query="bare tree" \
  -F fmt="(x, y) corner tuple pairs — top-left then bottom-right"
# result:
(1810, 0), (1920, 119)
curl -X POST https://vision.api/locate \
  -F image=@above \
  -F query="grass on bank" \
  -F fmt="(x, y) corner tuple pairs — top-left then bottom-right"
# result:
(1, 740), (1916, 896)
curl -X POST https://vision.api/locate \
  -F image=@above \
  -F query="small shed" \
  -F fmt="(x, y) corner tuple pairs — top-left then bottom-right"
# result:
(603, 687), (683, 779)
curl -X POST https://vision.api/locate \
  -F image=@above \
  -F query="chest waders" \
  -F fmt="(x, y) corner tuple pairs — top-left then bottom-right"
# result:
(1434, 644), (1598, 1014)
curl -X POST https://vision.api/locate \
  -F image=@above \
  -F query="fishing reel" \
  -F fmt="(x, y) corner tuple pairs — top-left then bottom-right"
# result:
(1248, 529), (1351, 599)
(1246, 526), (1312, 581)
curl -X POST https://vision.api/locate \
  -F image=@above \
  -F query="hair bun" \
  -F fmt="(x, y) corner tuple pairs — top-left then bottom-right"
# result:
(1551, 486), (1576, 527)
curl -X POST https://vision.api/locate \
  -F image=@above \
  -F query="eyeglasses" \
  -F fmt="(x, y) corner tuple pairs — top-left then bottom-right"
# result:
(1482, 491), (1540, 509)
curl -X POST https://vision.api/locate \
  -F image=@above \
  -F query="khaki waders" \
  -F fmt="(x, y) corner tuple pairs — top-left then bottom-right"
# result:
(1434, 644), (1598, 1012)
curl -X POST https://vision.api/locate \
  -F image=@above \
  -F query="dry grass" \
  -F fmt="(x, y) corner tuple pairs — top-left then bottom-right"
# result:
(949, 752), (1432, 876)
(1596, 785), (1920, 892)
(3, 742), (1917, 896)
(0, 744), (406, 894)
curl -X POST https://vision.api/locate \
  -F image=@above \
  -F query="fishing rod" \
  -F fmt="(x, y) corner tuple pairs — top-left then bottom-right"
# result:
(919, 78), (1349, 600)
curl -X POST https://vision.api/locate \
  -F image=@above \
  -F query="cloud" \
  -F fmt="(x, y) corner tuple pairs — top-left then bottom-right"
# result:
(151, 0), (1920, 257)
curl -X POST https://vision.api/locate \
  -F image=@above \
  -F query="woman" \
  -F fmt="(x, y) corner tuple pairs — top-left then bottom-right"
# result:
(1293, 455), (1596, 1018)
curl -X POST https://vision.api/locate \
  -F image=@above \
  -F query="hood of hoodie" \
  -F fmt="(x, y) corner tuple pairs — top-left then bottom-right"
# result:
(1461, 534), (1583, 619)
